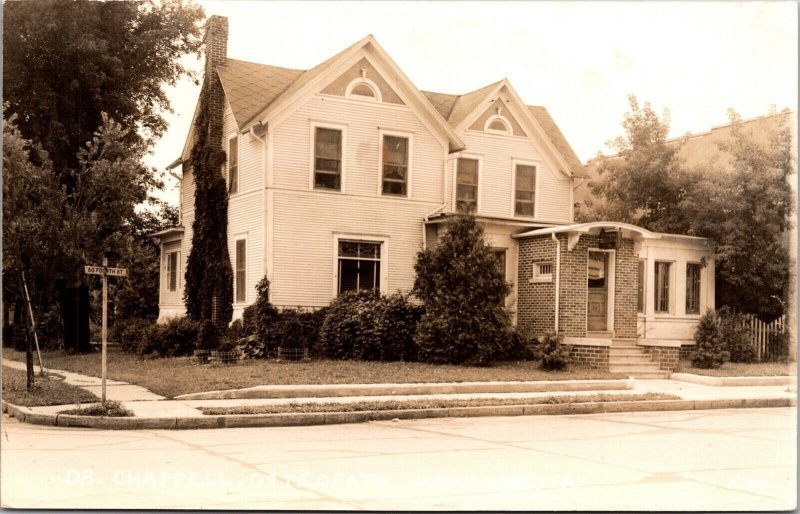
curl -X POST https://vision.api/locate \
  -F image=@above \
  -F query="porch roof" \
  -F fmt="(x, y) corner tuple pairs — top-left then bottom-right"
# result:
(512, 221), (661, 241)
(149, 226), (184, 241)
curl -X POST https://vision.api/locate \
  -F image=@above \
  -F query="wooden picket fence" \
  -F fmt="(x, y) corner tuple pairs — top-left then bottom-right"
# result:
(735, 314), (786, 360)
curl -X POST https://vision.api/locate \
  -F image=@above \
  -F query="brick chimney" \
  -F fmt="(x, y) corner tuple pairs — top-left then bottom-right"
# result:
(203, 15), (228, 76)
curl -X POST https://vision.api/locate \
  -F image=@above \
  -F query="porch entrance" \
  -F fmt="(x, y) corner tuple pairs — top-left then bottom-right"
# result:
(587, 251), (609, 331)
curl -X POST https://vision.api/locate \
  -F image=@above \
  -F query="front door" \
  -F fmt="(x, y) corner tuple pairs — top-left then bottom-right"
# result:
(587, 252), (608, 331)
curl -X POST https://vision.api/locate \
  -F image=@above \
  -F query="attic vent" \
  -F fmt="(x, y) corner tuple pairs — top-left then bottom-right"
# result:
(345, 77), (381, 102)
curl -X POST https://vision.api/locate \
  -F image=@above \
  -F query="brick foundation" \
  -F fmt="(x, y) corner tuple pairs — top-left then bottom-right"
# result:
(640, 345), (680, 371)
(568, 344), (610, 369)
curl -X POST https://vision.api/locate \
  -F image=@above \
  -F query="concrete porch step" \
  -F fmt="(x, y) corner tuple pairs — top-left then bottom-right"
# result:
(611, 338), (638, 347)
(586, 331), (613, 339)
(621, 371), (672, 379)
(609, 347), (647, 355)
(609, 362), (662, 372)
(609, 356), (656, 364)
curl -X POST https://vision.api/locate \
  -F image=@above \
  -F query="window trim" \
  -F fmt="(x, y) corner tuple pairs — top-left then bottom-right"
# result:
(378, 129), (413, 198)
(234, 236), (247, 304)
(331, 233), (389, 297)
(510, 158), (539, 219)
(637, 258), (646, 313)
(345, 77), (383, 102)
(309, 121), (347, 193)
(164, 250), (180, 292)
(685, 261), (702, 315)
(654, 260), (674, 314)
(530, 261), (553, 283)
(227, 134), (239, 195)
(452, 154), (482, 214)
(484, 114), (513, 136)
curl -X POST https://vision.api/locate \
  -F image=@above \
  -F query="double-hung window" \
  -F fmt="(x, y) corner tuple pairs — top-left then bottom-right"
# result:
(654, 261), (671, 313)
(381, 135), (409, 196)
(514, 164), (536, 216)
(166, 251), (179, 292)
(228, 136), (239, 194)
(338, 240), (381, 294)
(235, 239), (246, 303)
(314, 127), (342, 190)
(686, 263), (701, 314)
(456, 158), (479, 213)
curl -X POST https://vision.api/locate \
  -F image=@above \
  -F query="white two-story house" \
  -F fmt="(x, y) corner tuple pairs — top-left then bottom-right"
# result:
(153, 16), (714, 374)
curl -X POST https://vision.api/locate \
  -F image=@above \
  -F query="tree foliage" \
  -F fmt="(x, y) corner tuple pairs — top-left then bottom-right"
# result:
(4, 0), (204, 177)
(583, 96), (794, 319)
(413, 215), (513, 365)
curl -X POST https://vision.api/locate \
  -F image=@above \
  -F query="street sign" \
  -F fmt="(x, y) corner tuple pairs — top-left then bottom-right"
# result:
(84, 259), (128, 403)
(84, 266), (128, 277)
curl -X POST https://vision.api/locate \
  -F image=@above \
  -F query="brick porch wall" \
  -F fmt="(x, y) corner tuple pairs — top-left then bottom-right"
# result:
(641, 346), (680, 371)
(613, 238), (638, 338)
(516, 236), (557, 337)
(569, 344), (610, 369)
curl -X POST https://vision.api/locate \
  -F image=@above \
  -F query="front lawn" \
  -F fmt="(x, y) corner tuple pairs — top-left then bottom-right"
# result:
(678, 359), (796, 377)
(3, 349), (626, 399)
(2, 366), (99, 407)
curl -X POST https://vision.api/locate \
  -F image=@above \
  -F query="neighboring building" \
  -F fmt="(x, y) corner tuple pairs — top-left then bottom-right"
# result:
(153, 16), (715, 375)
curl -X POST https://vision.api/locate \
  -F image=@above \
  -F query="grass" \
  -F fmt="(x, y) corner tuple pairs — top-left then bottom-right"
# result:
(200, 392), (680, 415)
(2, 366), (99, 407)
(59, 400), (133, 417)
(2, 348), (626, 399)
(678, 359), (796, 377)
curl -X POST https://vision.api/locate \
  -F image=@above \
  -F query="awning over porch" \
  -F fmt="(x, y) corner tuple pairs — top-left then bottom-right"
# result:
(512, 221), (660, 250)
(149, 226), (184, 242)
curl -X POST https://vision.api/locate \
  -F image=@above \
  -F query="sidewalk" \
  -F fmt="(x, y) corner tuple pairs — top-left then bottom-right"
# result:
(2, 359), (796, 429)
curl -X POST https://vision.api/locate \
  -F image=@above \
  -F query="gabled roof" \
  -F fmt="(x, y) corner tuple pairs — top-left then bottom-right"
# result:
(445, 80), (504, 128)
(217, 59), (304, 128)
(527, 106), (588, 178)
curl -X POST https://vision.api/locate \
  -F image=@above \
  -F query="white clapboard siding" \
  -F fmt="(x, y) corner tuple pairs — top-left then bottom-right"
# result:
(450, 131), (572, 222)
(228, 192), (264, 310)
(272, 95), (445, 203)
(270, 190), (439, 308)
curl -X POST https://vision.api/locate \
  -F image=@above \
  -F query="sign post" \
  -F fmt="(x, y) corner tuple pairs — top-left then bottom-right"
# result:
(84, 259), (128, 403)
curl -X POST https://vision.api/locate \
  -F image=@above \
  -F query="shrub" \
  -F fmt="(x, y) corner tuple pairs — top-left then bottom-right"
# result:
(112, 318), (157, 356)
(718, 308), (756, 363)
(196, 319), (221, 351)
(277, 310), (307, 350)
(692, 310), (729, 369)
(239, 334), (266, 359)
(319, 290), (378, 359)
(300, 307), (328, 357)
(767, 330), (791, 362)
(539, 332), (571, 371)
(241, 277), (282, 354)
(153, 316), (201, 357)
(501, 330), (537, 361)
(413, 215), (512, 365)
(367, 294), (422, 362)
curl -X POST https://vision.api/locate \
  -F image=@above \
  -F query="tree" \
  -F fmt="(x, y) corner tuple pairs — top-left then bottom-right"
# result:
(413, 215), (512, 365)
(692, 310), (728, 369)
(583, 96), (691, 233)
(4, 0), (204, 179)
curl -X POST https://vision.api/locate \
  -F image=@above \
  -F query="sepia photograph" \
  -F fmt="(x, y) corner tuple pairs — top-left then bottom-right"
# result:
(1, 0), (797, 510)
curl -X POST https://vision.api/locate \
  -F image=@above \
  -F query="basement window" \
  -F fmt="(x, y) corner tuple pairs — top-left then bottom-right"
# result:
(531, 262), (553, 283)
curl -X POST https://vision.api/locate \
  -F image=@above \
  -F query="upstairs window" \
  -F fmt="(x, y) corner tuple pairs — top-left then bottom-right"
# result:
(514, 164), (536, 217)
(686, 263), (701, 314)
(351, 83), (376, 98)
(314, 127), (342, 190)
(345, 76), (381, 102)
(228, 136), (239, 194)
(484, 114), (512, 135)
(654, 261), (671, 313)
(456, 158), (479, 213)
(338, 240), (381, 294)
(381, 135), (409, 196)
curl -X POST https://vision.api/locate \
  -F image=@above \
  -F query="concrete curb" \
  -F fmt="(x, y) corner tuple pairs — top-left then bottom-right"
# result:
(670, 373), (796, 387)
(174, 379), (632, 400)
(4, 397), (795, 430)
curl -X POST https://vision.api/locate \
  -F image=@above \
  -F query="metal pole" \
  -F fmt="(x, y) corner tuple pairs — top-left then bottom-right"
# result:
(21, 272), (45, 376)
(101, 258), (108, 403)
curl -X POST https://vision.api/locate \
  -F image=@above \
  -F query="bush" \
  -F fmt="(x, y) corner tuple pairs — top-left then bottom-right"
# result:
(501, 330), (537, 361)
(112, 318), (157, 356)
(196, 319), (221, 351)
(241, 277), (282, 354)
(277, 310), (307, 350)
(413, 215), (512, 365)
(539, 332), (571, 371)
(300, 307), (328, 357)
(767, 330), (791, 362)
(153, 316), (200, 357)
(718, 308), (756, 363)
(318, 292), (421, 361)
(692, 310), (729, 369)
(319, 290), (379, 360)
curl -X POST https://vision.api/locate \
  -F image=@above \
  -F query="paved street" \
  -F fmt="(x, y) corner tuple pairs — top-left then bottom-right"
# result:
(1, 407), (795, 510)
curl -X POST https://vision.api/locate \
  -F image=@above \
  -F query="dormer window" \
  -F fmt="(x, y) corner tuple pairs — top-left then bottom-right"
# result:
(350, 83), (376, 98)
(484, 114), (512, 135)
